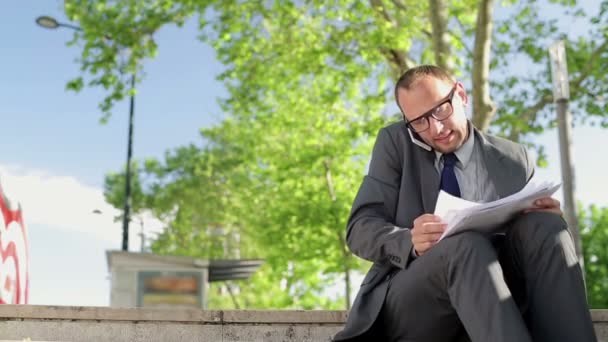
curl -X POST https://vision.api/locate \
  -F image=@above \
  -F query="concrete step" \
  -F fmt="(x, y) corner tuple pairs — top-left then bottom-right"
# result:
(0, 305), (605, 341)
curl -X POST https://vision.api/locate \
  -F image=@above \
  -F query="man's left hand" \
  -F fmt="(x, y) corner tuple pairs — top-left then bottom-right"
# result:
(524, 197), (563, 216)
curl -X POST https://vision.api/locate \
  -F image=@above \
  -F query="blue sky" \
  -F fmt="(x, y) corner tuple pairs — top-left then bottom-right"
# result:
(1, 2), (606, 306)
(2, 3), (227, 305)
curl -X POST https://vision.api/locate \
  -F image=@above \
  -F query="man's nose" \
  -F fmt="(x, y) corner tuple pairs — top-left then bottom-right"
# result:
(428, 117), (444, 135)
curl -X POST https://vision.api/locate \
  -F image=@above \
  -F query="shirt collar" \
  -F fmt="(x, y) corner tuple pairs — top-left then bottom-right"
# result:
(434, 121), (475, 168)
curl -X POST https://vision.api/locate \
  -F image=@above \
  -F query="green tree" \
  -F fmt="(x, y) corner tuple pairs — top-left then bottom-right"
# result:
(579, 205), (608, 308)
(63, 0), (608, 141)
(104, 161), (150, 224)
(76, 0), (608, 308)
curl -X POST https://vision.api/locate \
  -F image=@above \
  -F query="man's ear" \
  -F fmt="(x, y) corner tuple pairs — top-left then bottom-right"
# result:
(456, 82), (468, 106)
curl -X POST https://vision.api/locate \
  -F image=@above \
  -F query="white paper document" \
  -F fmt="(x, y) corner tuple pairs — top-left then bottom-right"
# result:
(435, 179), (561, 241)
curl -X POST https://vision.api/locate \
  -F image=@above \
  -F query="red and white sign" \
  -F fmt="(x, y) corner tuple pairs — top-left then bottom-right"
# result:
(0, 182), (28, 304)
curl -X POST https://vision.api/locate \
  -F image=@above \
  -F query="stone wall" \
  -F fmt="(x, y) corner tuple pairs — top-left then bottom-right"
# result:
(0, 305), (605, 341)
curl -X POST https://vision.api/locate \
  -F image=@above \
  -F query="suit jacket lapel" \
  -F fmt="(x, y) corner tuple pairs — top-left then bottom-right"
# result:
(418, 149), (440, 213)
(477, 130), (520, 198)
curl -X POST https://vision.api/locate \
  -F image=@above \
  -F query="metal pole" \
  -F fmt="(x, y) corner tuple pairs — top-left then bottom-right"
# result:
(556, 99), (583, 265)
(549, 40), (584, 274)
(57, 23), (83, 32)
(139, 217), (145, 253)
(121, 73), (136, 251)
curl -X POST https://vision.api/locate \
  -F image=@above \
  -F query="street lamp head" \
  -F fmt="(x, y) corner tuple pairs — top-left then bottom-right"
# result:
(35, 16), (59, 29)
(35, 15), (83, 32)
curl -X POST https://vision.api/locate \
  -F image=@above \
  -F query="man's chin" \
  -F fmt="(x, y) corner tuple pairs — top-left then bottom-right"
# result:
(431, 133), (465, 153)
(432, 141), (459, 153)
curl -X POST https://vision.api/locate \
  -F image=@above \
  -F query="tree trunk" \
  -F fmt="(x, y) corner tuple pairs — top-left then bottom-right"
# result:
(344, 259), (352, 310)
(429, 0), (451, 71)
(225, 282), (241, 309)
(471, 0), (496, 133)
(324, 159), (353, 309)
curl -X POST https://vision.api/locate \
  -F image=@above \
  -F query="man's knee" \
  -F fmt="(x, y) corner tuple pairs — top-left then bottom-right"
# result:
(506, 212), (579, 267)
(508, 212), (569, 246)
(396, 234), (492, 285)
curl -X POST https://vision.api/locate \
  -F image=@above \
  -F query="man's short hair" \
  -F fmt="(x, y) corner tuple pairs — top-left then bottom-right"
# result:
(394, 65), (455, 111)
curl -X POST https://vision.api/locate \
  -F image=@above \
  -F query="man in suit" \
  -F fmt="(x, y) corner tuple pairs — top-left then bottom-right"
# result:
(333, 65), (596, 341)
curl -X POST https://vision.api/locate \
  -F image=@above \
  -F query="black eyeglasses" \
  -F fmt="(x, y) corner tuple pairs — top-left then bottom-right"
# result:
(404, 84), (458, 133)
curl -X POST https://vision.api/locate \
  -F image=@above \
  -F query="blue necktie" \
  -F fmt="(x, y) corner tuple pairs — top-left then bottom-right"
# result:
(441, 153), (461, 198)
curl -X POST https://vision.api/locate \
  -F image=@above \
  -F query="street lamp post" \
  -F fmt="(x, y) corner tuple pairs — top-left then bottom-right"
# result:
(122, 73), (135, 251)
(36, 15), (135, 251)
(548, 40), (583, 271)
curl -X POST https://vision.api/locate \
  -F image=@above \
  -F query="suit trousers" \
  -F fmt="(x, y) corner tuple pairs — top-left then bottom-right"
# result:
(378, 212), (597, 342)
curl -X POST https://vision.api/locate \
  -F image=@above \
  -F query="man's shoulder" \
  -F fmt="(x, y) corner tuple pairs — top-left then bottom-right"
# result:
(381, 121), (407, 136)
(477, 130), (524, 152)
(475, 129), (534, 181)
(477, 130), (530, 166)
(373, 121), (409, 145)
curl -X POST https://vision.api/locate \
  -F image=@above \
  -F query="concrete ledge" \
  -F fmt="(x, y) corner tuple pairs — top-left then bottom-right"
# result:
(0, 305), (347, 323)
(0, 306), (604, 341)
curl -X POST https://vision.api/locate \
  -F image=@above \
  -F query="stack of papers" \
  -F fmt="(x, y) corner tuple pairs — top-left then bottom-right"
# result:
(434, 179), (561, 241)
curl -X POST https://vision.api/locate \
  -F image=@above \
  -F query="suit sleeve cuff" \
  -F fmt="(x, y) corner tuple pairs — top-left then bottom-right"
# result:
(383, 227), (412, 269)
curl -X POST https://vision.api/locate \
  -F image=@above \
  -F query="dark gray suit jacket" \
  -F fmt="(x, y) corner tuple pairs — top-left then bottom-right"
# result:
(333, 121), (534, 341)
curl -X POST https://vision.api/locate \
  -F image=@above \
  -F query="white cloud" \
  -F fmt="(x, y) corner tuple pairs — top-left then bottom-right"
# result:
(0, 164), (122, 244)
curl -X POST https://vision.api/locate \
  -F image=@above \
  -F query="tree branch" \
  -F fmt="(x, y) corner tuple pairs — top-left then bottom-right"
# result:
(380, 47), (413, 77)
(471, 0), (496, 132)
(507, 93), (553, 141)
(429, 0), (451, 71)
(323, 159), (337, 202)
(571, 40), (608, 90)
(369, 0), (394, 25)
(390, 0), (408, 12)
(508, 39), (608, 140)
(452, 16), (474, 58)
(369, 0), (412, 77)
(385, 0), (432, 37)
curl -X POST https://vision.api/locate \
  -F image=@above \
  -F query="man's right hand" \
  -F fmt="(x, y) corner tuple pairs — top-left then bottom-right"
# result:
(412, 214), (446, 256)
